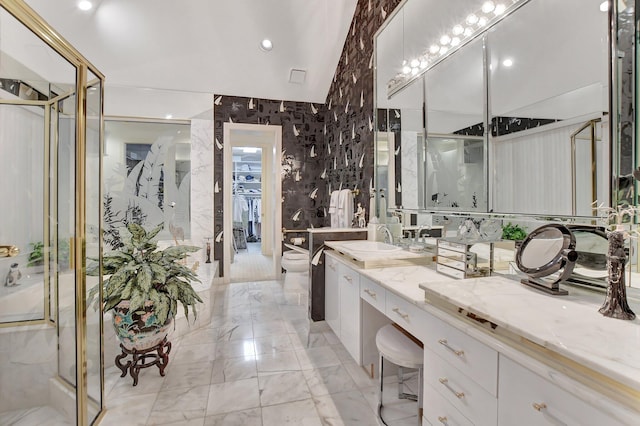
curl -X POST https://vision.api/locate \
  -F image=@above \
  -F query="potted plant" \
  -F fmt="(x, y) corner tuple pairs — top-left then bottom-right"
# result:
(88, 223), (202, 351)
(494, 223), (528, 270)
(501, 222), (528, 242)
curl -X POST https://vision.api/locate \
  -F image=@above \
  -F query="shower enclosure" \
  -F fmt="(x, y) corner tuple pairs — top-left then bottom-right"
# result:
(0, 1), (104, 425)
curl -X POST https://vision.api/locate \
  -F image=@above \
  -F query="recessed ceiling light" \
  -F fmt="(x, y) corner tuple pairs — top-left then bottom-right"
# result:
(165, 114), (173, 119)
(260, 39), (273, 51)
(599, 1), (609, 12)
(78, 1), (92, 11)
(502, 58), (513, 67)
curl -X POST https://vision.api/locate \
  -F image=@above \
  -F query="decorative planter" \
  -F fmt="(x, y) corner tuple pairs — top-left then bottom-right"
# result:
(112, 300), (173, 350)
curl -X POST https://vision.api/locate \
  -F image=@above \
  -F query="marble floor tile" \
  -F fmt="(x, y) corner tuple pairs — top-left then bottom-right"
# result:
(303, 365), (359, 397)
(101, 393), (157, 426)
(203, 407), (262, 426)
(171, 342), (217, 365)
(296, 346), (341, 370)
(313, 391), (380, 426)
(322, 330), (341, 345)
(161, 360), (214, 391)
(212, 324), (254, 342)
(151, 419), (205, 426)
(0, 406), (72, 426)
(177, 327), (218, 346)
(254, 334), (294, 355)
(210, 356), (257, 384)
(147, 384), (210, 425)
(343, 361), (378, 389)
(258, 370), (311, 406)
(261, 398), (322, 426)
(252, 320), (288, 338)
(214, 339), (257, 359)
(206, 378), (260, 416)
(107, 365), (166, 399)
(361, 384), (419, 422)
(257, 350), (301, 374)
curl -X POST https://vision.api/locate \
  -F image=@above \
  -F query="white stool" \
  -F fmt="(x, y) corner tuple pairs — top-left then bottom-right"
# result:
(376, 324), (423, 425)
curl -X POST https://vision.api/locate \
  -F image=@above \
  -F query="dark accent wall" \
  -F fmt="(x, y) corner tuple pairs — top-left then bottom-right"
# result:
(213, 97), (327, 271)
(323, 0), (403, 219)
(213, 0), (403, 273)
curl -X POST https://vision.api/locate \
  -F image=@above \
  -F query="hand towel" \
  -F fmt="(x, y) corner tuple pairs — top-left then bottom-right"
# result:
(329, 190), (340, 227)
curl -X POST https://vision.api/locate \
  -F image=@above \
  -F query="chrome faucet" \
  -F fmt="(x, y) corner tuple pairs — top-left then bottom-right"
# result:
(414, 226), (428, 244)
(376, 225), (394, 245)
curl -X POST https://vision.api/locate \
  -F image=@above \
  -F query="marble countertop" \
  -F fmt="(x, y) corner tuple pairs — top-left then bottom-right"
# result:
(418, 275), (640, 393)
(325, 240), (432, 269)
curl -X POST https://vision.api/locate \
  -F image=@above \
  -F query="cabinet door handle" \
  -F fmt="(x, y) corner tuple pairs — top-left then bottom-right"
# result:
(364, 288), (377, 299)
(392, 307), (409, 321)
(343, 275), (353, 283)
(438, 339), (464, 357)
(532, 402), (567, 426)
(437, 416), (448, 424)
(438, 378), (465, 399)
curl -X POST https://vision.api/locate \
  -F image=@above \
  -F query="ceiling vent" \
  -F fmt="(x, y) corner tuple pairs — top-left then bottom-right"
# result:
(289, 69), (306, 84)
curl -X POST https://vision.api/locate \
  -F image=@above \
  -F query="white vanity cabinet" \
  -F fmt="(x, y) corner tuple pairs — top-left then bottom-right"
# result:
(498, 355), (625, 426)
(324, 254), (340, 335)
(339, 260), (361, 362)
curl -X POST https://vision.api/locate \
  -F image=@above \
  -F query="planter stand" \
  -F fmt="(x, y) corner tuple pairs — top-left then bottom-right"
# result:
(115, 337), (172, 386)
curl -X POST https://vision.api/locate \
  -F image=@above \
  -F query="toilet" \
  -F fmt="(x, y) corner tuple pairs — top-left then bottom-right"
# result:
(281, 247), (309, 273)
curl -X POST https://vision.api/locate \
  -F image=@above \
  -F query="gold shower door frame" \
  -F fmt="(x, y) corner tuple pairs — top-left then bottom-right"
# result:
(0, 1), (105, 424)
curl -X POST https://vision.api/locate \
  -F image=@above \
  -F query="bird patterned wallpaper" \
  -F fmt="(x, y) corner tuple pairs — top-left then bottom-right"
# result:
(212, 0), (402, 271)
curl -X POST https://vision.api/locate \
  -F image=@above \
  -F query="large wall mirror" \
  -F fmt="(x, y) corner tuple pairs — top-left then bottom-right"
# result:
(375, 0), (617, 219)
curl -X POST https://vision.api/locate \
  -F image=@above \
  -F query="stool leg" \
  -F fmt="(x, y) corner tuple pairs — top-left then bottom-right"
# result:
(418, 366), (424, 419)
(378, 353), (389, 426)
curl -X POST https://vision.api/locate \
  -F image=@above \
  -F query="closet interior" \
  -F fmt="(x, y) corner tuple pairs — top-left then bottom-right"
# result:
(232, 147), (262, 252)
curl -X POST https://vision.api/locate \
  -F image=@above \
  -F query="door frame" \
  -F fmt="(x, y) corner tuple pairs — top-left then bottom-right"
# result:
(223, 122), (282, 282)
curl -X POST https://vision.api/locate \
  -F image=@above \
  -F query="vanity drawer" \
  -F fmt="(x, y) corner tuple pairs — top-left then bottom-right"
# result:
(436, 256), (466, 271)
(498, 355), (625, 426)
(436, 263), (466, 279)
(423, 381), (474, 426)
(425, 349), (497, 425)
(422, 312), (498, 396)
(437, 247), (467, 262)
(385, 291), (424, 337)
(438, 240), (466, 252)
(360, 276), (386, 313)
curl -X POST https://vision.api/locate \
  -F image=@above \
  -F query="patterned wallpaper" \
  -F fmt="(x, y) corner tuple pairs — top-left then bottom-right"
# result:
(323, 0), (403, 219)
(212, 0), (402, 272)
(212, 96), (327, 269)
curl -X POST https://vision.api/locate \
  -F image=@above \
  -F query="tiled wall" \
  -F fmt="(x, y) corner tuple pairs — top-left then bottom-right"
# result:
(323, 0), (402, 221)
(212, 97), (327, 270)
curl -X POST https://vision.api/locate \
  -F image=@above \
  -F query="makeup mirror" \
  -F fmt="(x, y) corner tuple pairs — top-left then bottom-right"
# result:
(566, 225), (609, 289)
(515, 224), (577, 295)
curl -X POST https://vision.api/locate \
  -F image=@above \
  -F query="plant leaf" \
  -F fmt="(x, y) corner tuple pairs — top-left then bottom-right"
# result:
(138, 263), (153, 293)
(149, 263), (167, 284)
(128, 288), (145, 313)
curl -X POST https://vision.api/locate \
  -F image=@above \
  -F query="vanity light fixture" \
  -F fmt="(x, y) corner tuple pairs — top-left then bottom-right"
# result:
(439, 46), (449, 55)
(402, 65), (411, 74)
(411, 67), (419, 75)
(502, 58), (513, 67)
(494, 4), (506, 15)
(482, 1), (495, 13)
(165, 114), (173, 119)
(478, 16), (488, 26)
(429, 45), (440, 54)
(452, 25), (464, 35)
(78, 0), (92, 11)
(440, 34), (452, 45)
(410, 59), (420, 68)
(260, 39), (273, 51)
(466, 13), (479, 25)
(599, 1), (609, 11)
(451, 37), (461, 47)
(464, 27), (474, 36)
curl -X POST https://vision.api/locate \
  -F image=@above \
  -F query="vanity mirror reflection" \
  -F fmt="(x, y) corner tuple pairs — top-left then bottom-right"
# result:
(374, 0), (614, 218)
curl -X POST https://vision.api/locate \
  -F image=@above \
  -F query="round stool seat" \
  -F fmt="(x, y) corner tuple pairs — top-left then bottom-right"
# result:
(376, 324), (423, 369)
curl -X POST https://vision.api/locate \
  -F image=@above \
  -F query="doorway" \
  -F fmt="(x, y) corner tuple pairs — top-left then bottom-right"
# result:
(223, 123), (282, 282)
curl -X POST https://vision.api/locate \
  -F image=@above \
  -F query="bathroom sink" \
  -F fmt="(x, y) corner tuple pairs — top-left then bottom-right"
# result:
(338, 241), (402, 252)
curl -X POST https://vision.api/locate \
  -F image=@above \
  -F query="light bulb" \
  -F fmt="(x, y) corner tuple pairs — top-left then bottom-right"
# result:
(78, 0), (92, 11)
(494, 4), (506, 15)
(451, 37), (461, 47)
(411, 67), (419, 75)
(599, 1), (608, 12)
(260, 39), (273, 51)
(402, 66), (412, 74)
(410, 59), (420, 68)
(478, 17), (488, 27)
(439, 46), (449, 55)
(429, 45), (440, 54)
(502, 58), (513, 67)
(464, 27), (474, 37)
(482, 1), (495, 13)
(440, 35), (451, 45)
(420, 60), (428, 69)
(452, 25), (464, 35)
(466, 14), (479, 24)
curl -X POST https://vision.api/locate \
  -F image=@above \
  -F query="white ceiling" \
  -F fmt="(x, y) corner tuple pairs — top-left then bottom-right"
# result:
(21, 0), (358, 116)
